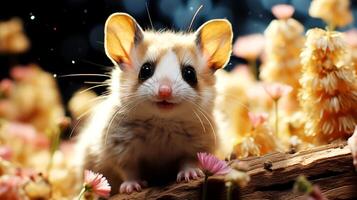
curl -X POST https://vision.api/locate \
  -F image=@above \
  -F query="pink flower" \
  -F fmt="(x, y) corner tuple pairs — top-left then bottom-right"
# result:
(294, 176), (328, 200)
(271, 4), (295, 20)
(0, 146), (12, 161)
(0, 176), (23, 200)
(348, 126), (357, 170)
(344, 29), (357, 47)
(308, 186), (328, 200)
(248, 112), (268, 128)
(232, 64), (255, 80)
(0, 79), (14, 96)
(83, 170), (111, 197)
(233, 34), (265, 60)
(263, 83), (293, 101)
(10, 66), (36, 81)
(5, 122), (50, 149)
(15, 168), (37, 179)
(197, 152), (231, 176)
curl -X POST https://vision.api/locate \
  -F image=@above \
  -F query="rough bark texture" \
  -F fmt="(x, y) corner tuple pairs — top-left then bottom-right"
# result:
(112, 143), (357, 200)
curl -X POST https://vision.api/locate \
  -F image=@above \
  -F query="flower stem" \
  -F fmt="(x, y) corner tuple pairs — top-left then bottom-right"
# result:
(78, 187), (86, 200)
(327, 23), (336, 32)
(248, 59), (258, 79)
(226, 182), (233, 200)
(274, 100), (279, 137)
(48, 126), (61, 172)
(202, 174), (208, 200)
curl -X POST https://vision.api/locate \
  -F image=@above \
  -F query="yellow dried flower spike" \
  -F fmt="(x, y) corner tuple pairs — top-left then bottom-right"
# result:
(260, 15), (305, 113)
(299, 28), (357, 144)
(309, 0), (353, 29)
(233, 121), (278, 158)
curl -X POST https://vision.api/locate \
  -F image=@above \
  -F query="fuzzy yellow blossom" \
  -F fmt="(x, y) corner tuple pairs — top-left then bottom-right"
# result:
(0, 18), (30, 54)
(23, 174), (51, 199)
(260, 5), (305, 113)
(215, 67), (276, 157)
(233, 112), (278, 158)
(214, 69), (252, 157)
(299, 28), (357, 144)
(48, 151), (80, 198)
(309, 0), (353, 28)
(0, 65), (65, 133)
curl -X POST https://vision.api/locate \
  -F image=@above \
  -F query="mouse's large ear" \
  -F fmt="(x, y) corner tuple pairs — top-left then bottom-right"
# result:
(105, 13), (144, 68)
(195, 19), (233, 70)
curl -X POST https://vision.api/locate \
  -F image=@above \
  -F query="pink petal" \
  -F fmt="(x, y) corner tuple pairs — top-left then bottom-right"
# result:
(0, 176), (23, 200)
(6, 122), (37, 143)
(0, 79), (14, 96)
(232, 64), (250, 75)
(310, 186), (328, 200)
(263, 83), (293, 100)
(5, 122), (49, 149)
(197, 152), (231, 176)
(271, 4), (295, 19)
(248, 112), (268, 128)
(10, 66), (36, 81)
(0, 146), (12, 161)
(84, 170), (111, 197)
(344, 29), (357, 47)
(233, 34), (265, 60)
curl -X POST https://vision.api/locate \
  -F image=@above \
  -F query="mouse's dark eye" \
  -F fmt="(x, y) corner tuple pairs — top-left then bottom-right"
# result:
(139, 62), (155, 81)
(182, 65), (197, 86)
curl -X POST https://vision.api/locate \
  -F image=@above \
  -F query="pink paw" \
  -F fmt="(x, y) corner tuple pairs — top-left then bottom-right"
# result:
(177, 167), (204, 182)
(119, 180), (145, 194)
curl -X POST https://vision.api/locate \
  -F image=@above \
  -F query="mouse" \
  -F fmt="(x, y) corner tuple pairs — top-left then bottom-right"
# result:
(74, 12), (233, 195)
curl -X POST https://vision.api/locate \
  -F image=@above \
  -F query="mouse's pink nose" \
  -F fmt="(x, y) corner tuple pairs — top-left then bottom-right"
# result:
(158, 85), (172, 99)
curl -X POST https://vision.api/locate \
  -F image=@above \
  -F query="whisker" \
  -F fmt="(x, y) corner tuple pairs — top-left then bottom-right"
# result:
(81, 59), (113, 69)
(105, 107), (122, 145)
(196, 106), (217, 145)
(193, 110), (206, 134)
(146, 1), (154, 29)
(104, 96), (146, 144)
(84, 81), (106, 84)
(69, 118), (83, 139)
(87, 95), (109, 103)
(215, 93), (251, 111)
(57, 74), (110, 78)
(187, 4), (203, 32)
(184, 98), (217, 146)
(68, 93), (112, 138)
(79, 84), (108, 94)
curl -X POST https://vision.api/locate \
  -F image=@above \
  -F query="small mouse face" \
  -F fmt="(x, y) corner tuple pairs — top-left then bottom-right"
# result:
(105, 13), (232, 118)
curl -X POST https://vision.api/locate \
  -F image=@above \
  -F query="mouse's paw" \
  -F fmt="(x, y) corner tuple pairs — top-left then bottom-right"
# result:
(176, 167), (204, 182)
(119, 180), (146, 194)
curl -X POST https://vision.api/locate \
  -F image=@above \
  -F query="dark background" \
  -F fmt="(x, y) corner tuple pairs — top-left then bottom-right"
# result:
(1, 0), (357, 104)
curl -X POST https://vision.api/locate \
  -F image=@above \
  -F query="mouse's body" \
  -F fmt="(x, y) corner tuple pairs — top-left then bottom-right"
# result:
(74, 13), (232, 195)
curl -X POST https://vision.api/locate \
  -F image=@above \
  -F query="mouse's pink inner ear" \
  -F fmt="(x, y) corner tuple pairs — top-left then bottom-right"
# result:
(196, 19), (233, 70)
(104, 13), (143, 68)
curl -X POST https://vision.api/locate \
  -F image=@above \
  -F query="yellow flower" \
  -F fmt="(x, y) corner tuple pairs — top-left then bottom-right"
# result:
(309, 0), (353, 28)
(260, 13), (304, 113)
(299, 28), (357, 143)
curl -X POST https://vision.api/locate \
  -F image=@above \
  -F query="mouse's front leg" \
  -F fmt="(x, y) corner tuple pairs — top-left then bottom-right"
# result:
(117, 163), (147, 194)
(114, 147), (147, 194)
(176, 159), (204, 182)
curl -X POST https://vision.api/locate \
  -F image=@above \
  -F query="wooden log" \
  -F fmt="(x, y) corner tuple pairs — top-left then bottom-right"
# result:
(112, 143), (357, 200)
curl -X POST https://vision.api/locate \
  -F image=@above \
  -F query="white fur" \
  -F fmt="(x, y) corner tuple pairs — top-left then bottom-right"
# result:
(75, 30), (221, 195)
(155, 50), (181, 83)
